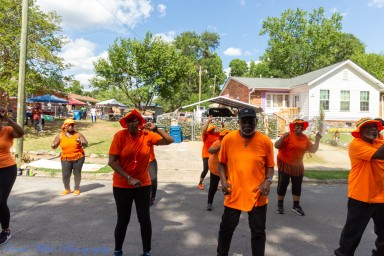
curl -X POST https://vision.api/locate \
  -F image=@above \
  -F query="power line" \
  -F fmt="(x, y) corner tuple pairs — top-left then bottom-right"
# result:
(95, 0), (142, 39)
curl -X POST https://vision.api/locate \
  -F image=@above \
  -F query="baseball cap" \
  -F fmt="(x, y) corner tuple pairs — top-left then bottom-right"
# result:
(238, 108), (256, 118)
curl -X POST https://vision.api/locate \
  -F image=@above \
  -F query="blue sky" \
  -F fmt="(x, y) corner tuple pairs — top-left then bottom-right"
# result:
(35, 0), (384, 89)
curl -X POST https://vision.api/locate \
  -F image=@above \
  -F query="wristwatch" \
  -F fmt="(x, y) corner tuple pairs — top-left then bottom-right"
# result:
(265, 177), (273, 184)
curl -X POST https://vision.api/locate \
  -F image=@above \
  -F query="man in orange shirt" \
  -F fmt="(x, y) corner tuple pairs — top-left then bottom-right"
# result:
(217, 108), (275, 256)
(335, 118), (384, 256)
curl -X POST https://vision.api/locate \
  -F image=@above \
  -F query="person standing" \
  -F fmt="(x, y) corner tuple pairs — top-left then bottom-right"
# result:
(109, 109), (174, 256)
(0, 107), (24, 245)
(335, 118), (384, 256)
(274, 119), (321, 216)
(51, 119), (88, 196)
(206, 128), (231, 211)
(25, 104), (32, 125)
(32, 103), (42, 132)
(90, 106), (97, 123)
(198, 116), (221, 190)
(217, 108), (275, 256)
(148, 144), (158, 206)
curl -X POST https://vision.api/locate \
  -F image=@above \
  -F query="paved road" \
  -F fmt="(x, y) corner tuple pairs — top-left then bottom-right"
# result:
(1, 141), (364, 256)
(2, 177), (377, 256)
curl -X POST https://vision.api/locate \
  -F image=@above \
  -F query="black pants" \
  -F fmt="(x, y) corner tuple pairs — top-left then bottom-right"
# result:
(217, 205), (267, 256)
(61, 157), (85, 190)
(208, 173), (220, 204)
(199, 157), (209, 180)
(0, 165), (17, 230)
(335, 198), (384, 256)
(149, 159), (158, 200)
(113, 186), (151, 252)
(277, 170), (303, 197)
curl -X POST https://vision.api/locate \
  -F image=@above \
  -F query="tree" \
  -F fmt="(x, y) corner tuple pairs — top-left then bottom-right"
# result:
(65, 80), (84, 95)
(352, 53), (384, 83)
(0, 0), (69, 96)
(91, 32), (191, 112)
(259, 7), (365, 78)
(248, 61), (271, 78)
(229, 59), (248, 76)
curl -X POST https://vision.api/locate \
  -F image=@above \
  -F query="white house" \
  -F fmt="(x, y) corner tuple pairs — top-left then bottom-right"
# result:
(220, 60), (384, 124)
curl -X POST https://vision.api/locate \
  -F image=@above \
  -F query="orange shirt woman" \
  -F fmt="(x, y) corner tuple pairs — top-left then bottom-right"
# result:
(0, 107), (24, 246)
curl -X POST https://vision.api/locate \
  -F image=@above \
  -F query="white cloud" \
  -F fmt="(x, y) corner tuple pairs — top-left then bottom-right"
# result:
(60, 38), (108, 86)
(157, 4), (167, 17)
(369, 0), (384, 8)
(36, 0), (154, 30)
(154, 31), (176, 43)
(223, 47), (242, 56)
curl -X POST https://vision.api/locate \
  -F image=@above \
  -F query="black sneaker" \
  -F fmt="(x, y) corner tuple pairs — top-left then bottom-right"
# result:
(113, 250), (123, 256)
(292, 205), (305, 216)
(276, 205), (284, 214)
(139, 252), (151, 256)
(207, 203), (213, 211)
(0, 230), (11, 246)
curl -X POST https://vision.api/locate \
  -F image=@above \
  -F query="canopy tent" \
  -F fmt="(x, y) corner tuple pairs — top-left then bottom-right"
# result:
(96, 99), (128, 108)
(68, 98), (87, 106)
(176, 96), (263, 113)
(28, 94), (68, 104)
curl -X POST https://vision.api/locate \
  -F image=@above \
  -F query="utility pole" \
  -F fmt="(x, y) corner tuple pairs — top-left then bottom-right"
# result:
(15, 0), (29, 168)
(198, 65), (202, 109)
(213, 75), (216, 97)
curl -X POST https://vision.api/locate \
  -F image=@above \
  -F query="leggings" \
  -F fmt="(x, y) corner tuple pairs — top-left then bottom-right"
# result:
(277, 170), (303, 197)
(149, 159), (158, 200)
(208, 173), (220, 204)
(0, 165), (17, 230)
(61, 157), (85, 190)
(113, 186), (152, 252)
(199, 157), (209, 180)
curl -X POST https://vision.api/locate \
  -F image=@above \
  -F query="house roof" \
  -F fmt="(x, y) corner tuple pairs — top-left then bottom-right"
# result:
(221, 60), (384, 91)
(177, 96), (263, 113)
(67, 93), (99, 103)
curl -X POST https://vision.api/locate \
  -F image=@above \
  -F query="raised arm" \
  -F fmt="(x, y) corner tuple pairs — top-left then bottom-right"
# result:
(274, 132), (289, 149)
(0, 109), (24, 138)
(143, 122), (174, 145)
(308, 132), (322, 153)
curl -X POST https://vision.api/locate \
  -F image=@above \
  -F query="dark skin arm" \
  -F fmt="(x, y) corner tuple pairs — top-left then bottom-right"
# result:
(143, 122), (174, 145)
(208, 142), (220, 154)
(218, 162), (231, 195)
(108, 154), (141, 187)
(274, 132), (289, 149)
(255, 167), (274, 196)
(371, 144), (384, 160)
(75, 133), (88, 147)
(0, 108), (24, 138)
(308, 133), (322, 153)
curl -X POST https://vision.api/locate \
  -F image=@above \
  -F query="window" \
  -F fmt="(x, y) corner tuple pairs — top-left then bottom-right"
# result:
(320, 90), (330, 111)
(266, 94), (289, 108)
(360, 91), (370, 111)
(340, 90), (350, 111)
(293, 95), (300, 108)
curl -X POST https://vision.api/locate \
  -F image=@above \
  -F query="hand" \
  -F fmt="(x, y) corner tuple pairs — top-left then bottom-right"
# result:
(315, 132), (322, 141)
(282, 132), (289, 139)
(128, 176), (141, 188)
(143, 122), (156, 132)
(75, 138), (82, 146)
(221, 182), (232, 195)
(0, 107), (8, 119)
(255, 180), (271, 196)
(208, 115), (213, 122)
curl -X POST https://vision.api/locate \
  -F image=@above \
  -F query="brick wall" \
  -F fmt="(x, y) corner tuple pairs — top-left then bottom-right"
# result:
(221, 80), (252, 102)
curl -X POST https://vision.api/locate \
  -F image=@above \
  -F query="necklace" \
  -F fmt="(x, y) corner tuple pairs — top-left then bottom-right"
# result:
(240, 131), (255, 148)
(126, 130), (143, 170)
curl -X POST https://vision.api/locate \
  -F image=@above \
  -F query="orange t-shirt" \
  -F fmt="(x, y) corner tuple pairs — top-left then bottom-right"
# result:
(59, 132), (85, 161)
(348, 138), (384, 203)
(0, 126), (16, 168)
(277, 131), (313, 166)
(109, 129), (162, 188)
(149, 144), (155, 162)
(219, 130), (275, 211)
(202, 132), (220, 158)
(208, 139), (221, 176)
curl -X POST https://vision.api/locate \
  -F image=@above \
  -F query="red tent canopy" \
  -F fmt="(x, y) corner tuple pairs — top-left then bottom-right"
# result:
(68, 98), (87, 106)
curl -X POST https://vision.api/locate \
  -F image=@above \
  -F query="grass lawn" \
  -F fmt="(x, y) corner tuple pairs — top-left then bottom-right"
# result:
(22, 119), (122, 155)
(304, 170), (349, 180)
